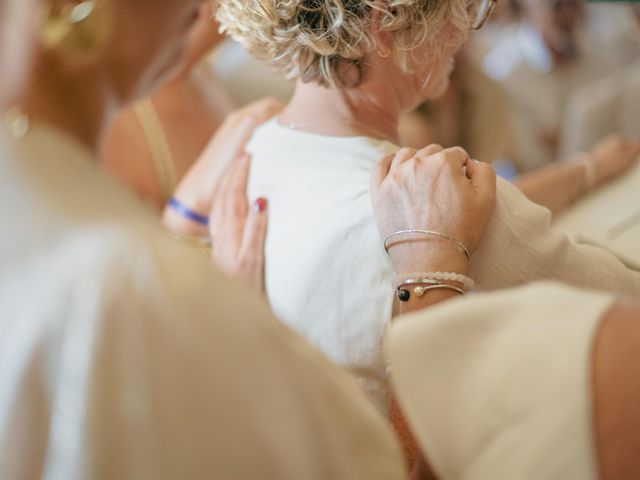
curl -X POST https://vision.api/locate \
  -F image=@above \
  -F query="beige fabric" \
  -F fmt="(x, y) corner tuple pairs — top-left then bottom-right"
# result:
(0, 124), (406, 480)
(552, 161), (640, 271)
(387, 282), (616, 480)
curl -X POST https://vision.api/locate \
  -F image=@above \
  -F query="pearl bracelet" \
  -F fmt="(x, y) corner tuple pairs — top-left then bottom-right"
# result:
(394, 272), (476, 292)
(395, 283), (465, 302)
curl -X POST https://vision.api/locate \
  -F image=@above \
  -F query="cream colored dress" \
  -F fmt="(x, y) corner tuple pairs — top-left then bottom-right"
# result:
(0, 124), (406, 479)
(387, 282), (616, 479)
(247, 119), (640, 410)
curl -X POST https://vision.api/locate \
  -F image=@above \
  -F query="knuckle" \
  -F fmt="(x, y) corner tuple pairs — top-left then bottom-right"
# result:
(395, 147), (416, 159)
(448, 146), (469, 159)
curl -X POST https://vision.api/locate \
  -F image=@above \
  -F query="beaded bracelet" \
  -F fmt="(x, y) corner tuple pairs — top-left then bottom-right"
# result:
(394, 272), (476, 292)
(168, 197), (210, 227)
(384, 229), (470, 262)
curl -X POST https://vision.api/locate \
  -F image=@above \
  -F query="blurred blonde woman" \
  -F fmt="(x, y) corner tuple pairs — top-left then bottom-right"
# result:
(216, 0), (640, 411)
(0, 0), (410, 477)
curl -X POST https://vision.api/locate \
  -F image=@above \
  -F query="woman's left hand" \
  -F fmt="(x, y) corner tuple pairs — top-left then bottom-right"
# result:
(371, 145), (496, 276)
(163, 98), (282, 238)
(209, 152), (268, 294)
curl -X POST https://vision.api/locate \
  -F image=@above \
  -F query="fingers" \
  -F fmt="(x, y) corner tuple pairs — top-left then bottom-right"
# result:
(210, 152), (252, 241)
(417, 144), (444, 157)
(467, 159), (497, 205)
(372, 154), (396, 186)
(200, 98), (282, 191)
(392, 148), (418, 166)
(240, 198), (269, 291)
(439, 146), (471, 170)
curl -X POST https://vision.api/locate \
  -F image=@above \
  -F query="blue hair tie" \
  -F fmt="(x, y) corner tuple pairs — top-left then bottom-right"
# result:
(168, 197), (210, 227)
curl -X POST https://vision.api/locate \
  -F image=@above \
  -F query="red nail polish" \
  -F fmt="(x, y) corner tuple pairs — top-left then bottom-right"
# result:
(254, 197), (267, 213)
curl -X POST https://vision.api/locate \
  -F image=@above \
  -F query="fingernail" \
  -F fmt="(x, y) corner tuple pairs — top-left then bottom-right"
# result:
(253, 197), (267, 213)
(472, 159), (479, 163)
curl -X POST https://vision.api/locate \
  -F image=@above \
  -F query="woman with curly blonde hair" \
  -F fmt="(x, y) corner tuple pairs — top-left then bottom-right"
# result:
(216, 0), (640, 411)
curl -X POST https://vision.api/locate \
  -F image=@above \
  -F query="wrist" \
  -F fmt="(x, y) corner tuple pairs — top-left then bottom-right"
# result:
(389, 242), (469, 277)
(162, 199), (210, 237)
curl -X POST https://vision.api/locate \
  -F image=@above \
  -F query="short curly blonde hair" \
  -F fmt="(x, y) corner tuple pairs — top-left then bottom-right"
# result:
(216, 0), (470, 88)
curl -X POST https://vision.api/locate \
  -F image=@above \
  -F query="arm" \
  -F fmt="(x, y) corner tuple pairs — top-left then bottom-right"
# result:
(471, 176), (640, 297)
(162, 98), (281, 238)
(592, 300), (640, 479)
(370, 145), (497, 479)
(515, 134), (640, 216)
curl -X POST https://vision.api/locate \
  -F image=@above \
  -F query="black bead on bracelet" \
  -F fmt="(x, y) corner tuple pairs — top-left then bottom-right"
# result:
(397, 289), (411, 302)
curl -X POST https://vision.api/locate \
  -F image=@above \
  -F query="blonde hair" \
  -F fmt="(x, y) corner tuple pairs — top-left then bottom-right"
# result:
(216, 0), (471, 88)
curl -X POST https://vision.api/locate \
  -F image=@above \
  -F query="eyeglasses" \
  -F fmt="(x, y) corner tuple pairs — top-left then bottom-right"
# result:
(471, 0), (497, 30)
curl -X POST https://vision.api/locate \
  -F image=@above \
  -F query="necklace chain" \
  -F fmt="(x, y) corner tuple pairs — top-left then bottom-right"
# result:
(284, 117), (396, 143)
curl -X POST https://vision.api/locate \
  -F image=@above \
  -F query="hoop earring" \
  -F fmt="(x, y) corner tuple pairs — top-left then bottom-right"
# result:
(40, 0), (111, 58)
(377, 46), (391, 58)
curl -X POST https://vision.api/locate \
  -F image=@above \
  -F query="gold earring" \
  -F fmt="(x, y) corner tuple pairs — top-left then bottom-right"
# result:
(377, 45), (391, 58)
(40, 0), (111, 58)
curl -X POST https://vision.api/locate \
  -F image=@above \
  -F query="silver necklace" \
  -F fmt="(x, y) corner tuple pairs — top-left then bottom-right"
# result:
(284, 118), (396, 142)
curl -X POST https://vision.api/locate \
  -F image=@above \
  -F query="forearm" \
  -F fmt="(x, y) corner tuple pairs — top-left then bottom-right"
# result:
(515, 159), (587, 215)
(388, 244), (469, 480)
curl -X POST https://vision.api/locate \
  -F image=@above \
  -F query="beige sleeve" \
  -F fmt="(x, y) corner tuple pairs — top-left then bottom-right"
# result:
(48, 234), (406, 480)
(386, 282), (616, 480)
(470, 178), (640, 296)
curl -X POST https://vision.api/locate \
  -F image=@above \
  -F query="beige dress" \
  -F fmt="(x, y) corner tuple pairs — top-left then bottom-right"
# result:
(0, 124), (406, 479)
(387, 282), (616, 479)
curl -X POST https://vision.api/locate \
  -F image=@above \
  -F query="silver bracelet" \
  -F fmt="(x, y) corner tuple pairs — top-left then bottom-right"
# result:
(394, 272), (476, 292)
(395, 283), (465, 302)
(384, 229), (471, 262)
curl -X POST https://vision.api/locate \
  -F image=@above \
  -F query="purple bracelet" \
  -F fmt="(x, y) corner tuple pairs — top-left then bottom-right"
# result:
(168, 197), (209, 227)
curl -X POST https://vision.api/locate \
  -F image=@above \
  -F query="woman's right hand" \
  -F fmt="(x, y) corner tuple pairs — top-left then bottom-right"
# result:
(371, 145), (496, 276)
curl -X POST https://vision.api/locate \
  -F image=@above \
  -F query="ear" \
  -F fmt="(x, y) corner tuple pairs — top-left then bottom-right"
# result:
(369, 0), (393, 56)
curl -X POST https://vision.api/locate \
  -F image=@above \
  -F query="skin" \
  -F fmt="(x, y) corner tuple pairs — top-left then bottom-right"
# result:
(516, 135), (640, 215)
(0, 0), (40, 108)
(21, 0), (206, 156)
(101, 3), (234, 210)
(593, 300), (640, 479)
(278, 12), (461, 145)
